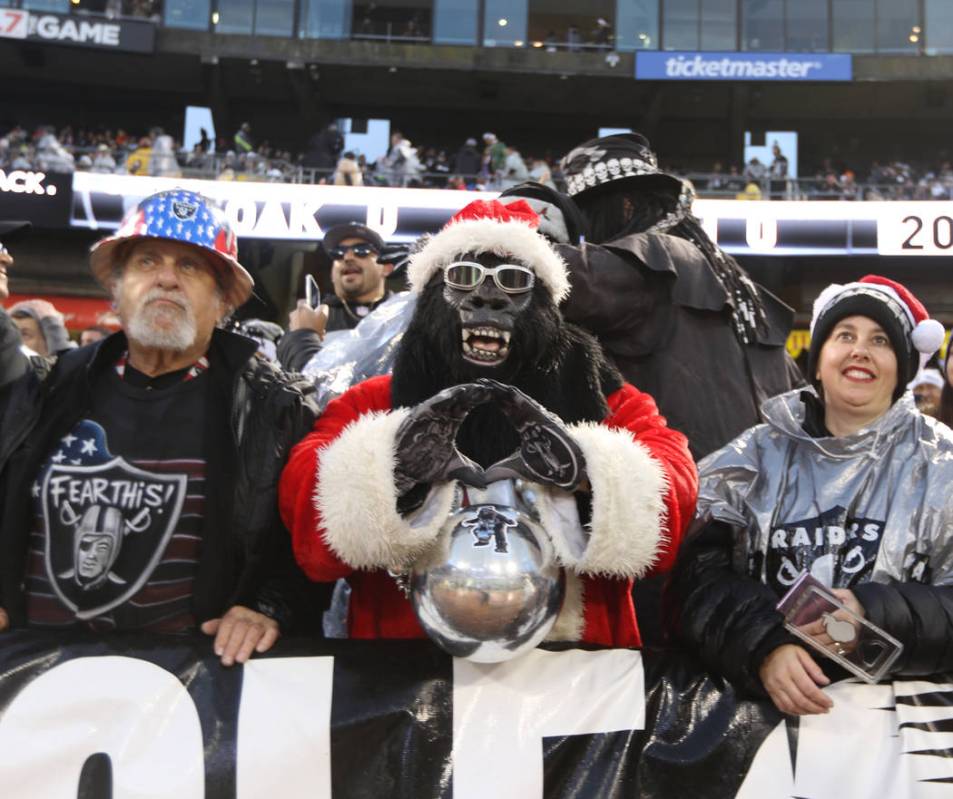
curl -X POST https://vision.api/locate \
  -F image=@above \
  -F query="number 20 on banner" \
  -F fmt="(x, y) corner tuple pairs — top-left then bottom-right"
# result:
(878, 207), (953, 256)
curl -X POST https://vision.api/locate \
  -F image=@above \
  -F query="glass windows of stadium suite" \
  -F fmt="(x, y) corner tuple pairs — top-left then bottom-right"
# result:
(785, 0), (828, 51)
(741, 0), (783, 50)
(482, 0), (526, 46)
(615, 0), (658, 51)
(353, 0), (432, 41)
(925, 0), (953, 55)
(832, 0), (921, 54)
(432, 0), (477, 44)
(527, 0), (614, 51)
(662, 0), (736, 51)
(163, 0), (210, 30)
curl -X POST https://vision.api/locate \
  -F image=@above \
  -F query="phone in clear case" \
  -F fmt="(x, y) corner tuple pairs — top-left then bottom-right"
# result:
(775, 571), (903, 684)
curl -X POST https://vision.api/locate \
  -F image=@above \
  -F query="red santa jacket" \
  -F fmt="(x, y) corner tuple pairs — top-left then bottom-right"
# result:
(279, 375), (697, 647)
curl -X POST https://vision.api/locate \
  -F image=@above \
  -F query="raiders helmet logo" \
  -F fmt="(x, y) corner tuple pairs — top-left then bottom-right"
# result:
(172, 200), (199, 221)
(461, 506), (518, 554)
(42, 457), (187, 620)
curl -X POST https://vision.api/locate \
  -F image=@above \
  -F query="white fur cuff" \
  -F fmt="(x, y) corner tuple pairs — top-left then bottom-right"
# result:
(544, 572), (585, 642)
(316, 409), (456, 570)
(540, 423), (669, 578)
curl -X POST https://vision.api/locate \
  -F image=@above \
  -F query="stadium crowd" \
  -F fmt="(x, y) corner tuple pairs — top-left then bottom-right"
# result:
(4, 128), (953, 729)
(4, 121), (952, 200)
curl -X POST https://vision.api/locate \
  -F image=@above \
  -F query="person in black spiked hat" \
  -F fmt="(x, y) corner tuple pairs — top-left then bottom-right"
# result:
(557, 131), (803, 462)
(557, 132), (804, 647)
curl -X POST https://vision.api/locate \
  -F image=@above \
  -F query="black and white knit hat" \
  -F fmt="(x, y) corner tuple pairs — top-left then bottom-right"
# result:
(808, 274), (945, 396)
(560, 133), (684, 200)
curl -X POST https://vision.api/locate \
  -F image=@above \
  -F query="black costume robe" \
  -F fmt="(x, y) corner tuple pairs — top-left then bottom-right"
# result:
(557, 232), (803, 461)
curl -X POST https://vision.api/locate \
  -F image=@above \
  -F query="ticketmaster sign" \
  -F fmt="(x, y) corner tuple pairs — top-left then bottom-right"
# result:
(636, 52), (852, 81)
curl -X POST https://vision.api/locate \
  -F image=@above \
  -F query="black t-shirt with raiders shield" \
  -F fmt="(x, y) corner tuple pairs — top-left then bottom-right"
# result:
(24, 361), (208, 633)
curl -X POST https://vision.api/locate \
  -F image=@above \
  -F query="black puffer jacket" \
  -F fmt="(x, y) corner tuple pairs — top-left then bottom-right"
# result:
(668, 523), (953, 696)
(666, 520), (798, 696)
(0, 313), (328, 632)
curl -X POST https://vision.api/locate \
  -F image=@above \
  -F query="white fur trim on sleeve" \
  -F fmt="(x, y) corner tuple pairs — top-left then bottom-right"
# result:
(544, 572), (585, 642)
(407, 218), (570, 303)
(539, 422), (669, 578)
(315, 409), (457, 569)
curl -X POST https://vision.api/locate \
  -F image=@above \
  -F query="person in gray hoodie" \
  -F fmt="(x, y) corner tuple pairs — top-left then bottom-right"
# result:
(8, 299), (74, 356)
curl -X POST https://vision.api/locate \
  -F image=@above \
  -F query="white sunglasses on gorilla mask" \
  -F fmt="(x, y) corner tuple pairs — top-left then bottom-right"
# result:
(443, 261), (535, 294)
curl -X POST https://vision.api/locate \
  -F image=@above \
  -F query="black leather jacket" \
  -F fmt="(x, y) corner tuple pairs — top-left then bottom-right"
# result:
(0, 313), (326, 632)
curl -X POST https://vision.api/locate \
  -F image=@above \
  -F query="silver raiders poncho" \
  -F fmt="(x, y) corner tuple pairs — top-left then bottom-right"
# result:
(695, 387), (953, 596)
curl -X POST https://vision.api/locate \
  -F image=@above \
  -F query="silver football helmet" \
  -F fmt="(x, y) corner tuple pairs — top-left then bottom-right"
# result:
(410, 480), (565, 663)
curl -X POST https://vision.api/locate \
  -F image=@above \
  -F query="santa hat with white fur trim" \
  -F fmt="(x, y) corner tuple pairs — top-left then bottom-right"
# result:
(808, 274), (945, 398)
(407, 199), (571, 303)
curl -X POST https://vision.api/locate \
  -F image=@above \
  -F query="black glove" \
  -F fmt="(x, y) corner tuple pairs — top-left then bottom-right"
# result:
(479, 379), (587, 491)
(393, 382), (496, 494)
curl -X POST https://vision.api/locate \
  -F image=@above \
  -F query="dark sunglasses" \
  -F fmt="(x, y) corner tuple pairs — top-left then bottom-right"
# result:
(329, 243), (378, 260)
(443, 261), (535, 294)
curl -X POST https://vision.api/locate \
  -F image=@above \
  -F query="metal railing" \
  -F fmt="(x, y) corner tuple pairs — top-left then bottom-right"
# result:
(689, 173), (949, 201)
(11, 145), (952, 200)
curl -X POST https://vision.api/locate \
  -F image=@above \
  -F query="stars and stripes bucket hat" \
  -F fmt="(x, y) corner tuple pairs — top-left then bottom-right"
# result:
(89, 190), (254, 308)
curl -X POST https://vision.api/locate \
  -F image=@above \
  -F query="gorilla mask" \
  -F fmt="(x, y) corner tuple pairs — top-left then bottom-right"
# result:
(395, 198), (617, 466)
(443, 251), (536, 368)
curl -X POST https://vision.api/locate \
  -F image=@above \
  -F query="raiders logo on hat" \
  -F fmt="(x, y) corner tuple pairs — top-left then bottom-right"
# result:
(172, 199), (199, 221)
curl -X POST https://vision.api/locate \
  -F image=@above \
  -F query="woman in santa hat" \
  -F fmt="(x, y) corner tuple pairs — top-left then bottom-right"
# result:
(668, 275), (953, 716)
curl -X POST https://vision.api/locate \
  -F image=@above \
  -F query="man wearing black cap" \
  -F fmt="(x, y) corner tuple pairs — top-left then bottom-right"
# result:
(322, 222), (392, 327)
(281, 222), (394, 371)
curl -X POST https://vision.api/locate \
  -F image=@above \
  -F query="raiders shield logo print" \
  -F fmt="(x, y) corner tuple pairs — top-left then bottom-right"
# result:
(172, 199), (198, 221)
(758, 505), (885, 594)
(42, 457), (187, 620)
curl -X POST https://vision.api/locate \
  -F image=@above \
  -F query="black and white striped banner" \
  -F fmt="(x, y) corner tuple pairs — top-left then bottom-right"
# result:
(1, 632), (951, 797)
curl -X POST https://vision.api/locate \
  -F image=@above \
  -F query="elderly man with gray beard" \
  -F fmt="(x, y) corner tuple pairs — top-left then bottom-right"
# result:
(0, 190), (326, 665)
